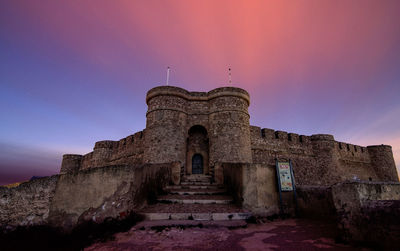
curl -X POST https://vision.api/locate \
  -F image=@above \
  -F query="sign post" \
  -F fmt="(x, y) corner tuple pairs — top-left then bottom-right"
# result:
(275, 159), (298, 216)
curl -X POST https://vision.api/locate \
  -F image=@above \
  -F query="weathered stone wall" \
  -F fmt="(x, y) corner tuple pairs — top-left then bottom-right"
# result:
(331, 182), (400, 247)
(60, 154), (82, 174)
(250, 126), (398, 186)
(61, 131), (146, 172)
(296, 186), (336, 221)
(209, 91), (252, 166)
(60, 86), (397, 186)
(0, 175), (59, 232)
(142, 86), (252, 174)
(222, 163), (280, 216)
(49, 163), (172, 231)
(144, 89), (188, 164)
(297, 181), (400, 248)
(355, 200), (400, 249)
(368, 145), (398, 182)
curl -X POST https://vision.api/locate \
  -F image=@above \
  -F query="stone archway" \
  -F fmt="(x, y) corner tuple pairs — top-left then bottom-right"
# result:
(186, 125), (209, 175)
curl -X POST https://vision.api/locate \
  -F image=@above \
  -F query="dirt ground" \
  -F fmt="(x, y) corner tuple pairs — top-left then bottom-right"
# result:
(85, 219), (371, 250)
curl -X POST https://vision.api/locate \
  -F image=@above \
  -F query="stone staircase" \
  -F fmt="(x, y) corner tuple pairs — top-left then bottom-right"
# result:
(137, 175), (251, 229)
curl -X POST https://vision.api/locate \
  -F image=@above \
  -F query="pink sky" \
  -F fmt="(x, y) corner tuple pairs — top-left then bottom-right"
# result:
(1, 0), (399, 184)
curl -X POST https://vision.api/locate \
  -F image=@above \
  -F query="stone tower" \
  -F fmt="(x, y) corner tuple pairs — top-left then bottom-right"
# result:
(143, 86), (252, 176)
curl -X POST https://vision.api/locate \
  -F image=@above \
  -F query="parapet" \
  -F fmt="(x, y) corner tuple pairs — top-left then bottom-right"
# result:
(311, 134), (335, 141)
(60, 154), (83, 174)
(367, 144), (393, 151)
(146, 85), (250, 106)
(250, 126), (311, 145)
(94, 140), (118, 150)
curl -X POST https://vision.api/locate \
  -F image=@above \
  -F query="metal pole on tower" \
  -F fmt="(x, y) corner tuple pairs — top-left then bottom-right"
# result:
(166, 66), (170, 86)
(228, 68), (232, 84)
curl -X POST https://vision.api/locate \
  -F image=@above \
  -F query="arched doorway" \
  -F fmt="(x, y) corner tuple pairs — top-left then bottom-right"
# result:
(192, 154), (203, 174)
(186, 125), (209, 175)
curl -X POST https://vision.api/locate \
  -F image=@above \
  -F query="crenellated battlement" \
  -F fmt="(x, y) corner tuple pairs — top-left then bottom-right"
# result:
(250, 125), (398, 184)
(62, 130), (145, 172)
(146, 86), (250, 106)
(60, 85), (398, 185)
(250, 126), (312, 147)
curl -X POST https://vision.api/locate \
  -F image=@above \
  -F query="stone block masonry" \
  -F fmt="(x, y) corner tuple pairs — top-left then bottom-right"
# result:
(60, 85), (398, 188)
(1, 163), (173, 233)
(50, 163), (172, 231)
(3, 85), (398, 247)
(0, 175), (59, 232)
(297, 181), (400, 248)
(250, 125), (398, 186)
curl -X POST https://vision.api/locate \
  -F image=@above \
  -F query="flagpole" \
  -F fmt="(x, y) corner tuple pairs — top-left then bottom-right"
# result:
(166, 67), (170, 86)
(228, 68), (232, 84)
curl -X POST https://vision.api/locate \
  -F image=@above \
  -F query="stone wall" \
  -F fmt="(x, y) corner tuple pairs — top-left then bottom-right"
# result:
(143, 85), (252, 172)
(296, 186), (336, 221)
(0, 175), (59, 232)
(209, 94), (252, 166)
(297, 181), (400, 248)
(1, 163), (175, 233)
(49, 163), (172, 231)
(60, 86), (398, 185)
(60, 131), (146, 172)
(250, 126), (398, 186)
(332, 182), (400, 247)
(222, 163), (280, 216)
(144, 92), (188, 164)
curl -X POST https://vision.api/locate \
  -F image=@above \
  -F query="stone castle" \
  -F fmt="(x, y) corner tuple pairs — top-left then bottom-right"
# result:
(61, 86), (398, 185)
(1, 85), (399, 247)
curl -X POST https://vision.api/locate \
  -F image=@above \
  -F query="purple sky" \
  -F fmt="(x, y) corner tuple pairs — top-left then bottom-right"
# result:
(1, 0), (400, 185)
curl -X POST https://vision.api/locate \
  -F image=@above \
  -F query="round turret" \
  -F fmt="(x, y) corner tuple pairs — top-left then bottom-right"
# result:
(208, 87), (252, 165)
(93, 140), (117, 167)
(60, 154), (82, 174)
(367, 145), (399, 182)
(144, 86), (188, 164)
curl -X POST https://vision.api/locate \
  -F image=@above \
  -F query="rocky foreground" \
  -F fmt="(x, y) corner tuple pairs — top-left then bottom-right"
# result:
(85, 219), (369, 251)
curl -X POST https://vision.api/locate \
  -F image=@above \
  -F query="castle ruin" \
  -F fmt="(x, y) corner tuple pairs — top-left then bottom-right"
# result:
(1, 85), (399, 247)
(61, 86), (398, 185)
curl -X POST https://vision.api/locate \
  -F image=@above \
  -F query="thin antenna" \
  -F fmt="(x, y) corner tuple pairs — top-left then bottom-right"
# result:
(166, 66), (170, 86)
(228, 67), (232, 84)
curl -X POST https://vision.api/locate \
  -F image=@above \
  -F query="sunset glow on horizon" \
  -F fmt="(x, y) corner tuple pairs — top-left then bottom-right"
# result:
(1, 0), (400, 184)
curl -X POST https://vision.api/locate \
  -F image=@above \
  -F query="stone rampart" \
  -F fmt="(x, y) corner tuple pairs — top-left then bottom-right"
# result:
(0, 175), (59, 232)
(250, 126), (399, 186)
(1, 163), (175, 233)
(222, 162), (280, 216)
(331, 182), (400, 247)
(297, 181), (400, 248)
(49, 163), (172, 231)
(61, 130), (145, 172)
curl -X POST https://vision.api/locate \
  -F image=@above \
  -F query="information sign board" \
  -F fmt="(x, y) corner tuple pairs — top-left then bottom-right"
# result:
(277, 162), (293, 191)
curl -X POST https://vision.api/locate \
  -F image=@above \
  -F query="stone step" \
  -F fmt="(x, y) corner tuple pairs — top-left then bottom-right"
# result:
(181, 179), (211, 183)
(180, 181), (213, 186)
(182, 175), (212, 179)
(181, 177), (211, 181)
(140, 212), (251, 221)
(166, 188), (227, 195)
(139, 203), (252, 221)
(134, 220), (248, 230)
(142, 203), (247, 213)
(166, 185), (224, 190)
(157, 194), (233, 204)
